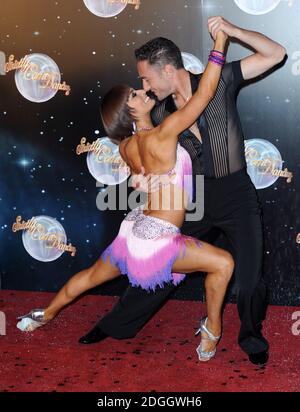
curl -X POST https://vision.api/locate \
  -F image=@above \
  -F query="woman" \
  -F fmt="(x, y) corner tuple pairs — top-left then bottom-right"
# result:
(18, 31), (233, 361)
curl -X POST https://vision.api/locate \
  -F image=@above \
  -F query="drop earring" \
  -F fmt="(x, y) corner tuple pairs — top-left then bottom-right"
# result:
(132, 122), (137, 134)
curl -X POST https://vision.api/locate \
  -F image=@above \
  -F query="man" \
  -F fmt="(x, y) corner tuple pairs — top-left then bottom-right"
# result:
(79, 17), (286, 365)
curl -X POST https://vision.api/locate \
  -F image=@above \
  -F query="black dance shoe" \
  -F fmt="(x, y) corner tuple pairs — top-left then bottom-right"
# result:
(248, 350), (269, 365)
(78, 326), (108, 344)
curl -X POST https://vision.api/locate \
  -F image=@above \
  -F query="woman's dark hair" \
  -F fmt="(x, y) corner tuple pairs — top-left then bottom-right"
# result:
(100, 84), (135, 143)
(135, 37), (184, 70)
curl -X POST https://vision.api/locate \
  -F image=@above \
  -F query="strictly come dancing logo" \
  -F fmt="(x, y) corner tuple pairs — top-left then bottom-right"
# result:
(83, 0), (141, 18)
(234, 0), (295, 15)
(234, 0), (281, 15)
(108, 0), (141, 9)
(0, 51), (71, 102)
(12, 215), (77, 262)
(76, 137), (130, 185)
(245, 139), (293, 189)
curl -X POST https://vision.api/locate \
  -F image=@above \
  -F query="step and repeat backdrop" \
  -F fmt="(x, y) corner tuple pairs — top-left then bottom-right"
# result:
(0, 0), (299, 305)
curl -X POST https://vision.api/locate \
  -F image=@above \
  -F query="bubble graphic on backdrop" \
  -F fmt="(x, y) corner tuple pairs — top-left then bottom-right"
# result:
(22, 216), (67, 262)
(87, 137), (130, 185)
(245, 138), (283, 189)
(234, 0), (281, 15)
(83, 0), (127, 18)
(15, 53), (61, 103)
(182, 52), (204, 75)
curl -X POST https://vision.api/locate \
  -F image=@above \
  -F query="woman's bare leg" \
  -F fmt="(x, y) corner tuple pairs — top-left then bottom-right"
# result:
(43, 256), (120, 321)
(172, 239), (234, 353)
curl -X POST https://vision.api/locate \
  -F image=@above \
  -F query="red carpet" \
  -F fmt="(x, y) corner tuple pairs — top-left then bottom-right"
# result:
(0, 290), (299, 392)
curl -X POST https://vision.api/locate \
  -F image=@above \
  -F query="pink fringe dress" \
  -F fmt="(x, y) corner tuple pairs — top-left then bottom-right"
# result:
(100, 144), (202, 291)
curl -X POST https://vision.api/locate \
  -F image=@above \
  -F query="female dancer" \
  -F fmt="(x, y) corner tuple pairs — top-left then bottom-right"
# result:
(18, 30), (233, 361)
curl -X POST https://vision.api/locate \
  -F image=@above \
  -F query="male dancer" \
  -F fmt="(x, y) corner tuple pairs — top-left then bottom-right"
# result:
(80, 17), (286, 365)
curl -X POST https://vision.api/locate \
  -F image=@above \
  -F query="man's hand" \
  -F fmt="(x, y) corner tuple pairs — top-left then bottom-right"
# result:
(130, 166), (176, 193)
(208, 16), (236, 41)
(208, 16), (286, 81)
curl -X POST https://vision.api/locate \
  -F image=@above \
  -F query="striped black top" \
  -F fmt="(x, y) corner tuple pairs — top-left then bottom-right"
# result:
(151, 60), (246, 179)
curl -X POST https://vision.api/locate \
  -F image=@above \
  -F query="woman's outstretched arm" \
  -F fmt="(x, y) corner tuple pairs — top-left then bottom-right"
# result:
(158, 30), (227, 141)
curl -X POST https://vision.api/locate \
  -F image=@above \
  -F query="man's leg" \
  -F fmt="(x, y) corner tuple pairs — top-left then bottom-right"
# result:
(213, 171), (269, 356)
(98, 283), (177, 339)
(221, 211), (269, 353)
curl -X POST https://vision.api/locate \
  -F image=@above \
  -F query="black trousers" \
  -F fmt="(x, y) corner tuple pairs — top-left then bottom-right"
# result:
(97, 168), (269, 355)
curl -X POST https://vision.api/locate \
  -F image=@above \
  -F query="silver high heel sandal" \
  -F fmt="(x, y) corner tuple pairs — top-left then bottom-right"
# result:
(195, 316), (221, 362)
(17, 309), (48, 332)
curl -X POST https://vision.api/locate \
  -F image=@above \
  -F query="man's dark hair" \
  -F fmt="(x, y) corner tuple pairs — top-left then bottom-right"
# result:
(135, 37), (184, 70)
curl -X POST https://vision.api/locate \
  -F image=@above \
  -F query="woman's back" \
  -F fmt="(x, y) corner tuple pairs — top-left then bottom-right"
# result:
(120, 130), (193, 228)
